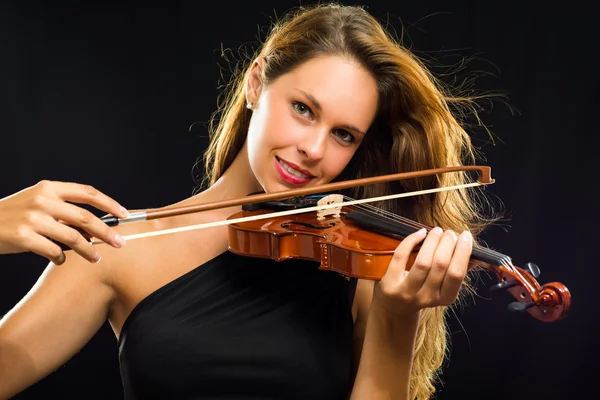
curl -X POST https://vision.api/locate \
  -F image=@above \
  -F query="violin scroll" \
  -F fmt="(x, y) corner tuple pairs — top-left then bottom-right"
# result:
(486, 261), (571, 322)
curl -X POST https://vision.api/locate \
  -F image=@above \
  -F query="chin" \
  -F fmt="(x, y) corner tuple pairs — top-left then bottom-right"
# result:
(262, 182), (286, 194)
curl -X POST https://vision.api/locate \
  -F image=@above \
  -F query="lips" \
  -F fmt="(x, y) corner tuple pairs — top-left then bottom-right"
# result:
(275, 156), (315, 185)
(276, 157), (315, 177)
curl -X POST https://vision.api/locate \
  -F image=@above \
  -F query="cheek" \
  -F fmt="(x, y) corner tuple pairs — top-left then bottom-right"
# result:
(246, 104), (294, 175)
(247, 110), (274, 163)
(249, 105), (300, 150)
(323, 150), (356, 180)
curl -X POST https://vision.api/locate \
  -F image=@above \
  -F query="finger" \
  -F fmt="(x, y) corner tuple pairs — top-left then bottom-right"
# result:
(420, 229), (458, 295)
(25, 232), (68, 265)
(385, 228), (428, 282)
(35, 215), (102, 263)
(402, 226), (444, 294)
(51, 181), (128, 219)
(46, 199), (125, 248)
(439, 231), (473, 305)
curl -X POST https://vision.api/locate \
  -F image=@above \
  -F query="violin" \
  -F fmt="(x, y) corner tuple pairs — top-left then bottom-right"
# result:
(228, 194), (570, 323)
(96, 165), (570, 323)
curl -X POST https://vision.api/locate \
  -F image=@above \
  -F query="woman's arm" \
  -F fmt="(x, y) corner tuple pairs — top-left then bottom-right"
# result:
(0, 255), (117, 399)
(350, 300), (419, 399)
(0, 180), (128, 398)
(350, 227), (473, 400)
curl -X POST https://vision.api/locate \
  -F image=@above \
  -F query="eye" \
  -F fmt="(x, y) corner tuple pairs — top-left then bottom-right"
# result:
(292, 100), (356, 145)
(292, 101), (313, 118)
(333, 129), (356, 144)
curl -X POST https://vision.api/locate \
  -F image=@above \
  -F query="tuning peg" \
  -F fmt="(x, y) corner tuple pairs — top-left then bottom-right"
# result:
(523, 262), (541, 278)
(507, 301), (535, 312)
(489, 280), (517, 292)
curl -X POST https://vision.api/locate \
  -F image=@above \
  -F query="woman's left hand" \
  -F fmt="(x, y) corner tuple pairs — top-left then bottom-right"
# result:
(372, 227), (473, 317)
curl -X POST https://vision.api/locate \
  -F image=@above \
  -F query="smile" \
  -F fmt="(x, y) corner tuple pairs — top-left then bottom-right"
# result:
(275, 157), (314, 185)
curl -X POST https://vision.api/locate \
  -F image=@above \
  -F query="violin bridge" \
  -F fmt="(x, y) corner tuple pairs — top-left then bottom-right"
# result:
(316, 194), (344, 220)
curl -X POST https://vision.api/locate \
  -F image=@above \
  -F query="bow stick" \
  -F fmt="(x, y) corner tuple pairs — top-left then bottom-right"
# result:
(94, 165), (494, 244)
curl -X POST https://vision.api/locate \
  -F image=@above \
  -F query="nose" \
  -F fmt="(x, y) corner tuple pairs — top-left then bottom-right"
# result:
(297, 127), (328, 161)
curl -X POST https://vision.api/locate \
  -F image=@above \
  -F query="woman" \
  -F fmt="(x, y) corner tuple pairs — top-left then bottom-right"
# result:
(0, 3), (495, 399)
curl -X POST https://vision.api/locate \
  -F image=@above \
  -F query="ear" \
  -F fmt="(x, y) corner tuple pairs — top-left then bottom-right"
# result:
(245, 57), (265, 108)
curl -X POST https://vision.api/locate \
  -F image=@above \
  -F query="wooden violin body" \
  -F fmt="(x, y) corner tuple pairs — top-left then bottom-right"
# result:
(228, 207), (405, 280)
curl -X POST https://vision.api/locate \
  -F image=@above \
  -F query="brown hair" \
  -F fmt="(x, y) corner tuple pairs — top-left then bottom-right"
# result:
(202, 3), (499, 399)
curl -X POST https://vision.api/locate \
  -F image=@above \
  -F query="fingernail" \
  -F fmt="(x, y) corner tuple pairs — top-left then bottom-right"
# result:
(460, 231), (472, 242)
(416, 228), (427, 236)
(431, 227), (443, 235)
(93, 253), (101, 263)
(115, 234), (126, 247)
(120, 206), (129, 217)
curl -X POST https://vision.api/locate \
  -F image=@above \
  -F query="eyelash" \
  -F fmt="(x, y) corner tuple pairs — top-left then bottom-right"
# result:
(291, 101), (356, 144)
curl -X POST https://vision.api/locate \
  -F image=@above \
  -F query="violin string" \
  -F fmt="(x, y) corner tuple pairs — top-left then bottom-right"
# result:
(342, 195), (511, 266)
(356, 198), (512, 266)
(311, 193), (512, 269)
(344, 198), (538, 291)
(346, 196), (429, 228)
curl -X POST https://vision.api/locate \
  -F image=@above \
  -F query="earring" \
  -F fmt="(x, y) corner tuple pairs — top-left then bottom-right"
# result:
(246, 102), (253, 109)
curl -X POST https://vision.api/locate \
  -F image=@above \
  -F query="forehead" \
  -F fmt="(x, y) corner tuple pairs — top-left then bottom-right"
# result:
(268, 55), (379, 130)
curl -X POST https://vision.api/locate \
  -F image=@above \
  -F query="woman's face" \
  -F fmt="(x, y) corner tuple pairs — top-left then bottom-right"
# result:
(246, 55), (379, 193)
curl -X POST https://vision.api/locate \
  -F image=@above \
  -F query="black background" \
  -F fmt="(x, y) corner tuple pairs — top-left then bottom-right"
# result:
(1, 1), (597, 399)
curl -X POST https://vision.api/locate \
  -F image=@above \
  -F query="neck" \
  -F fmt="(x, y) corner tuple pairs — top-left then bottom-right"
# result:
(150, 142), (260, 226)
(200, 141), (263, 204)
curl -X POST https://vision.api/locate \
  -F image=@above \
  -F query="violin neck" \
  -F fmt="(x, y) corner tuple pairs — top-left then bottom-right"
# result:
(345, 209), (507, 267)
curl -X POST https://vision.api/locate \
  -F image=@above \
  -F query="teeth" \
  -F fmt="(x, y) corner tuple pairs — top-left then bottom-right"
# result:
(279, 159), (310, 179)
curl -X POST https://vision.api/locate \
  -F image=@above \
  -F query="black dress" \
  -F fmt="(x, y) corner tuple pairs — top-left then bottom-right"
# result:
(118, 251), (357, 399)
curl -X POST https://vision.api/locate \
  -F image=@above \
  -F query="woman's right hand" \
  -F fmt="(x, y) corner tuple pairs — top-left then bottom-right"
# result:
(0, 180), (129, 265)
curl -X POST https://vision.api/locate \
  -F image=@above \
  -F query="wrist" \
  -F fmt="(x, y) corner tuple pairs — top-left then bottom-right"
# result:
(369, 297), (420, 330)
(371, 286), (421, 322)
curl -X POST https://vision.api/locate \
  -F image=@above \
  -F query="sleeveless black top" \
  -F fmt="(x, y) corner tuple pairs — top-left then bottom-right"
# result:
(118, 251), (357, 399)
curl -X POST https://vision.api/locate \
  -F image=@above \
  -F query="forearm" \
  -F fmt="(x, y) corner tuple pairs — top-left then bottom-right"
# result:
(349, 307), (420, 400)
(0, 332), (38, 399)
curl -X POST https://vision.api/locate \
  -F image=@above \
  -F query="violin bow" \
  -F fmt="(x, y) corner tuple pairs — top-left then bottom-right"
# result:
(94, 165), (494, 244)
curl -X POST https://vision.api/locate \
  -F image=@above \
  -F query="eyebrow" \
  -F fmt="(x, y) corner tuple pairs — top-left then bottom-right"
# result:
(295, 89), (367, 136)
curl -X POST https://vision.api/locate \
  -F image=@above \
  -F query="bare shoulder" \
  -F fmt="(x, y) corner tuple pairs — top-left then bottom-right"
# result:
(0, 197), (232, 398)
(103, 204), (233, 337)
(0, 212), (150, 398)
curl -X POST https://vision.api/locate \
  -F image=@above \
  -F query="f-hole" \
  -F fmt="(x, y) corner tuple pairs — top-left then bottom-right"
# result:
(281, 221), (336, 230)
